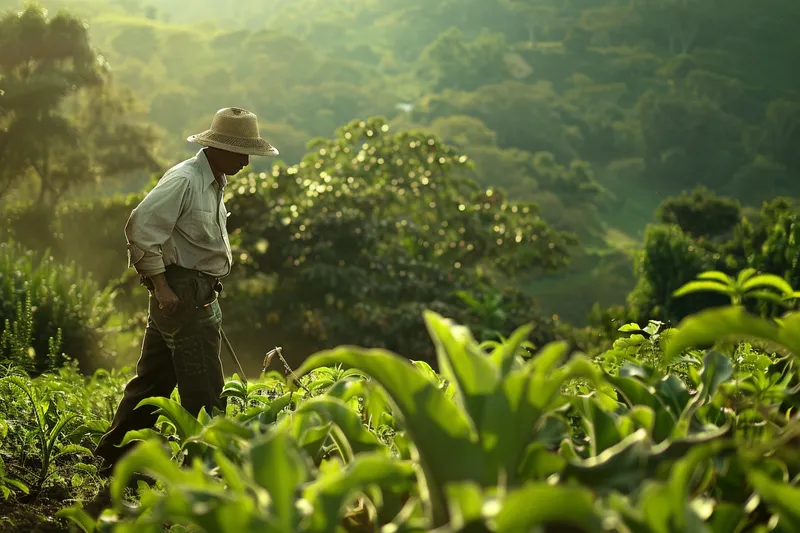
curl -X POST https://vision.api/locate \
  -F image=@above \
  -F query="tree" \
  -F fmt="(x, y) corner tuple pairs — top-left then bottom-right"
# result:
(0, 5), (161, 209)
(417, 27), (509, 92)
(655, 186), (741, 239)
(221, 117), (577, 363)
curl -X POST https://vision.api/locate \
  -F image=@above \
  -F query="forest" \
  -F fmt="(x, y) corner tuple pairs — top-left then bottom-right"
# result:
(1, 0), (800, 531)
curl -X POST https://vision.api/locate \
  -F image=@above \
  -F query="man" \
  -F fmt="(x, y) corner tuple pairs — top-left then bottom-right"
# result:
(94, 107), (278, 475)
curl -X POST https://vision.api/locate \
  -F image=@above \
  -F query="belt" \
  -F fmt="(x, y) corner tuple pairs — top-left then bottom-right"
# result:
(140, 265), (223, 293)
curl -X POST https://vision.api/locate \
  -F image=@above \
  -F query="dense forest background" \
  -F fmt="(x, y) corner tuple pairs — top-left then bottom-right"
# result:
(2, 0), (800, 374)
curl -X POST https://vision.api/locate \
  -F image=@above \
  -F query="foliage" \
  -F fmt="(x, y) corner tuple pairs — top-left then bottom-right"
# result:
(0, 240), (119, 375)
(221, 117), (577, 365)
(2, 0), (799, 324)
(656, 186), (741, 239)
(0, 4), (162, 209)
(0, 268), (797, 533)
(629, 196), (800, 326)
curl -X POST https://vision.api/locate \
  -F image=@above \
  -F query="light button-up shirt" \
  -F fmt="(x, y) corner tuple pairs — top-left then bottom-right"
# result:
(125, 149), (233, 278)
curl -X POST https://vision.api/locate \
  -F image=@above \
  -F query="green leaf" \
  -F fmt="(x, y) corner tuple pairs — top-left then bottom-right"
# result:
(698, 351), (734, 402)
(748, 470), (800, 531)
(493, 482), (606, 533)
(186, 417), (254, 449)
(663, 307), (798, 363)
(303, 453), (415, 533)
(562, 428), (652, 493)
(119, 429), (164, 447)
(295, 396), (385, 457)
(2, 477), (29, 494)
(699, 271), (735, 284)
(248, 428), (309, 531)
(746, 290), (792, 306)
(55, 505), (96, 533)
(673, 281), (734, 298)
(295, 346), (485, 527)
(52, 444), (93, 460)
(517, 442), (566, 480)
(135, 397), (203, 445)
(742, 273), (793, 295)
(707, 502), (746, 533)
(253, 391), (295, 424)
(574, 396), (623, 456)
(736, 268), (757, 285)
(487, 322), (535, 376)
(443, 482), (485, 530)
(109, 439), (203, 503)
(423, 310), (499, 429)
(618, 323), (643, 333)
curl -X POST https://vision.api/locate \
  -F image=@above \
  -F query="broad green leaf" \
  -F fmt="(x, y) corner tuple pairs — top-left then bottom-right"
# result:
(493, 482), (606, 533)
(517, 442), (566, 480)
(295, 346), (485, 527)
(748, 470), (800, 531)
(663, 307), (797, 363)
(606, 375), (662, 411)
(186, 417), (254, 449)
(443, 481), (486, 530)
(486, 322), (535, 376)
(562, 428), (652, 493)
(52, 444), (93, 460)
(249, 429), (310, 532)
(574, 396), (623, 456)
(136, 397), (203, 444)
(656, 374), (692, 417)
(736, 268), (757, 285)
(55, 506), (96, 533)
(673, 280), (734, 298)
(303, 453), (415, 533)
(109, 439), (204, 503)
(325, 376), (367, 401)
(250, 392), (295, 424)
(295, 396), (385, 457)
(742, 274), (793, 295)
(523, 341), (569, 378)
(119, 428), (164, 447)
(698, 351), (734, 402)
(698, 271), (734, 284)
(423, 310), (499, 428)
(2, 477), (29, 494)
(707, 502), (746, 533)
(746, 290), (792, 306)
(411, 361), (441, 386)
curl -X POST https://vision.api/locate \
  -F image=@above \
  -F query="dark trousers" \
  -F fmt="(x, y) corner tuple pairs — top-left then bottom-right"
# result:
(94, 267), (226, 471)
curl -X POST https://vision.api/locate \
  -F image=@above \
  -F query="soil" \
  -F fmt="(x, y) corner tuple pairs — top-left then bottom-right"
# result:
(0, 482), (114, 532)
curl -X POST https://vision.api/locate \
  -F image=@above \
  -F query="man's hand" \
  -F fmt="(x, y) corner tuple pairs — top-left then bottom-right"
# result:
(150, 273), (180, 313)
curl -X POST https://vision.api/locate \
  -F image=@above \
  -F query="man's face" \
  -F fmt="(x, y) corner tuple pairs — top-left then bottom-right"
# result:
(206, 147), (249, 176)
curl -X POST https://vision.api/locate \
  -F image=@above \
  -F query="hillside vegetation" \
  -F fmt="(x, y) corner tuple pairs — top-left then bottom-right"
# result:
(2, 1), (800, 531)
(2, 0), (798, 323)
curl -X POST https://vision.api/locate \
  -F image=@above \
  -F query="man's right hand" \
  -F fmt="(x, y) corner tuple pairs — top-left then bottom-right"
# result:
(154, 285), (180, 313)
(150, 272), (180, 313)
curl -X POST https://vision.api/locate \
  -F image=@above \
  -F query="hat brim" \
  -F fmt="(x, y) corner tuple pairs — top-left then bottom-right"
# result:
(187, 130), (279, 157)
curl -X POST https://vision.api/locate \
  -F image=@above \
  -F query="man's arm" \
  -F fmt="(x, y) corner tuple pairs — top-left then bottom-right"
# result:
(125, 175), (191, 277)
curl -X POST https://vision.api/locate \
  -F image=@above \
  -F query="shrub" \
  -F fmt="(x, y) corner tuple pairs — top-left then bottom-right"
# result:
(1, 194), (144, 289)
(0, 240), (117, 375)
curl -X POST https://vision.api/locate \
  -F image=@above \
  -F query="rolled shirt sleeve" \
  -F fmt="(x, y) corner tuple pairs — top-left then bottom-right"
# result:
(125, 175), (190, 277)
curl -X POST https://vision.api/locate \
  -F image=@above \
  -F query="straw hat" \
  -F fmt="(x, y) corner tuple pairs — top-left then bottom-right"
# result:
(187, 107), (279, 156)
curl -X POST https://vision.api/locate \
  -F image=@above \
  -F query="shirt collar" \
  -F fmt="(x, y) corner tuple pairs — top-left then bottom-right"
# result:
(196, 149), (227, 191)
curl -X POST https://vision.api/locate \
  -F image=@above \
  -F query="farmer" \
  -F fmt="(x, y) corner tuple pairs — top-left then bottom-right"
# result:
(94, 107), (278, 476)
